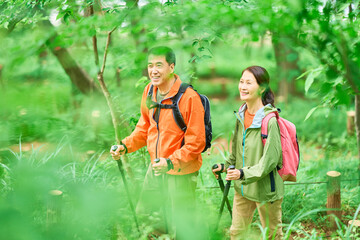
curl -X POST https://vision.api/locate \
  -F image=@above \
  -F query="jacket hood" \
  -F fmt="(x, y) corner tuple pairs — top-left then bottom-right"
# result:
(238, 103), (277, 128)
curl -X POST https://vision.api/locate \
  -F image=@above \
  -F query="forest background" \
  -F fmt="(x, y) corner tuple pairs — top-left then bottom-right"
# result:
(0, 0), (359, 239)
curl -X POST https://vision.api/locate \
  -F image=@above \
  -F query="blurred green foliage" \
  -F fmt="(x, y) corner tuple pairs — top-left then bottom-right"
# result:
(0, 0), (359, 239)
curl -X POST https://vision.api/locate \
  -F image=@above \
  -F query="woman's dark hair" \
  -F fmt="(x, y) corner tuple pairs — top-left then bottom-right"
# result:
(148, 46), (176, 66)
(242, 66), (275, 107)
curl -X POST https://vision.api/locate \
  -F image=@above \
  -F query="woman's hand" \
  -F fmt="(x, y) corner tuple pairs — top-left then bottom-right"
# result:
(211, 163), (225, 179)
(226, 168), (241, 181)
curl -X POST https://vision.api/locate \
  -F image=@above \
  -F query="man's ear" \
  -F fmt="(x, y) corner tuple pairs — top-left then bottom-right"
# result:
(170, 63), (175, 72)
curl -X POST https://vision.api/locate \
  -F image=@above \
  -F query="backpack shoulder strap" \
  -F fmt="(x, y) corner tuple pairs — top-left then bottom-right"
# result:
(147, 84), (154, 98)
(172, 83), (190, 131)
(173, 83), (190, 100)
(146, 84), (159, 109)
(261, 112), (278, 145)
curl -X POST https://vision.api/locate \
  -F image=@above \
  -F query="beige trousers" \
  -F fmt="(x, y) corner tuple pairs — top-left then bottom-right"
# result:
(230, 192), (283, 240)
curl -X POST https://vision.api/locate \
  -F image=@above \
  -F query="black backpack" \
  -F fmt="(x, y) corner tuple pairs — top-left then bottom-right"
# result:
(147, 83), (212, 152)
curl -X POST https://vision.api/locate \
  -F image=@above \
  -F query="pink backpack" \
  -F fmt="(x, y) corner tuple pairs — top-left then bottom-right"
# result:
(261, 111), (300, 182)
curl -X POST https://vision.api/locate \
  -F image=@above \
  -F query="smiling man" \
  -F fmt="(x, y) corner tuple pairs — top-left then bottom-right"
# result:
(110, 46), (205, 239)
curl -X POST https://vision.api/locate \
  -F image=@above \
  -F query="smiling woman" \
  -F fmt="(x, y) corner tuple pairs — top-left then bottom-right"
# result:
(212, 65), (283, 240)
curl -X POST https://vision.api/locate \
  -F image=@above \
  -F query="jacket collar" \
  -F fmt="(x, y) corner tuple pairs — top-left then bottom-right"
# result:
(152, 74), (182, 101)
(238, 103), (273, 129)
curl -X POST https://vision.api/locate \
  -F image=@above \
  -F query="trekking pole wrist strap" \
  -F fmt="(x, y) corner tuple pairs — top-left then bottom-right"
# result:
(120, 141), (128, 154)
(238, 169), (244, 180)
(220, 163), (225, 172)
(166, 158), (174, 171)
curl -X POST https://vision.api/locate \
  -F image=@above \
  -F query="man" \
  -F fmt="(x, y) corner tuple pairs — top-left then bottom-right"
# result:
(110, 46), (205, 239)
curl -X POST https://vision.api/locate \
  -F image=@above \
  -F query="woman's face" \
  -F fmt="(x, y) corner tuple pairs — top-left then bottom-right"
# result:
(238, 70), (262, 102)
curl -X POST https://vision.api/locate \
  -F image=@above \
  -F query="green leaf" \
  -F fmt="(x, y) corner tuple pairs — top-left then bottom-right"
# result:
(192, 39), (199, 47)
(305, 72), (315, 93)
(304, 106), (318, 121)
(296, 69), (311, 80)
(202, 55), (212, 59)
(135, 76), (150, 88)
(188, 55), (197, 63)
(332, 76), (343, 86)
(304, 67), (323, 93)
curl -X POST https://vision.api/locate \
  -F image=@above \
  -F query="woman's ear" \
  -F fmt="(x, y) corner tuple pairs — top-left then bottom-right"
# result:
(259, 86), (266, 95)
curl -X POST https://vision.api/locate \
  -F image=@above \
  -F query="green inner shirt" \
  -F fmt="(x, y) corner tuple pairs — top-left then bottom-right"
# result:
(154, 90), (168, 122)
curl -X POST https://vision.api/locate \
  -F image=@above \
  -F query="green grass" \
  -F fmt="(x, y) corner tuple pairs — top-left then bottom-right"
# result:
(200, 141), (359, 239)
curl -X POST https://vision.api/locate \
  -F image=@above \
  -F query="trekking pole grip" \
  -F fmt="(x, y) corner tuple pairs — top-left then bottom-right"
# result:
(153, 159), (162, 177)
(226, 165), (235, 185)
(212, 164), (223, 180)
(111, 145), (124, 168)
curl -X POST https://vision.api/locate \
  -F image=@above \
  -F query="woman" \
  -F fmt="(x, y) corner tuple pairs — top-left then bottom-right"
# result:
(213, 66), (283, 240)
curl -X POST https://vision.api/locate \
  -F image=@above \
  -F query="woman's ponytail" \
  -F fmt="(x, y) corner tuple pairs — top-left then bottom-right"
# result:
(262, 87), (275, 107)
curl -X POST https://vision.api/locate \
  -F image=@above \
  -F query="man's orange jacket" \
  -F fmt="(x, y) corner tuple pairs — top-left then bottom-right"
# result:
(122, 75), (205, 175)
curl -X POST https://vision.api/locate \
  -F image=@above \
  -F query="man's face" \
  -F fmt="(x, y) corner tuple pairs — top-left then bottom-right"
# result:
(147, 55), (174, 87)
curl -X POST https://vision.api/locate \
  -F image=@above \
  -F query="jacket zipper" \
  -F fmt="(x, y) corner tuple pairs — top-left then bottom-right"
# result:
(154, 95), (174, 159)
(234, 112), (246, 196)
(154, 93), (178, 160)
(235, 109), (277, 195)
(241, 129), (247, 196)
(155, 123), (160, 159)
(153, 93), (161, 159)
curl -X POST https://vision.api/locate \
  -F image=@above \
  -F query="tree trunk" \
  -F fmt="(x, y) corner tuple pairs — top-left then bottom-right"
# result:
(95, 27), (134, 180)
(126, 0), (148, 77)
(38, 17), (98, 95)
(7, 10), (97, 95)
(0, 64), (4, 89)
(46, 38), (97, 94)
(115, 67), (122, 87)
(355, 95), (360, 186)
(272, 35), (301, 103)
(98, 71), (134, 180)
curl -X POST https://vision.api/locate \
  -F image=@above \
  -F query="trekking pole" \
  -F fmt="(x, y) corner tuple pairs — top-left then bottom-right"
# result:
(111, 145), (140, 234)
(154, 158), (169, 233)
(212, 164), (232, 218)
(216, 165), (235, 230)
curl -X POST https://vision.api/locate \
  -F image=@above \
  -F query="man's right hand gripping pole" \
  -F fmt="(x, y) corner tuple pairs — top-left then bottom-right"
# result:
(110, 144), (126, 160)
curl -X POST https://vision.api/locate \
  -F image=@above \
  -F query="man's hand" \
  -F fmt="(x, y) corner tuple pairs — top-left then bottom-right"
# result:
(211, 163), (225, 179)
(225, 168), (241, 181)
(152, 158), (169, 176)
(109, 145), (125, 160)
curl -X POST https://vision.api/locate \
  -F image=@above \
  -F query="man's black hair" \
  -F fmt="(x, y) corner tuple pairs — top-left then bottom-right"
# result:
(148, 46), (176, 66)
